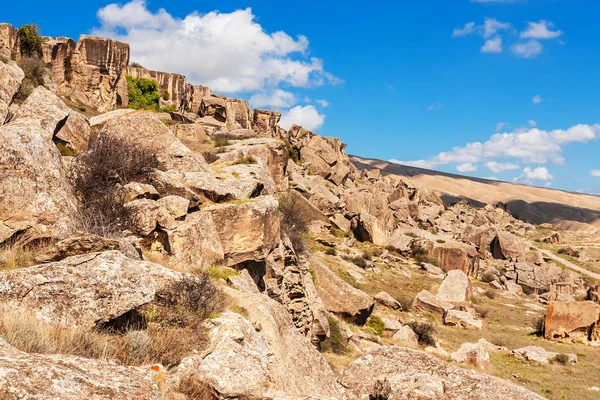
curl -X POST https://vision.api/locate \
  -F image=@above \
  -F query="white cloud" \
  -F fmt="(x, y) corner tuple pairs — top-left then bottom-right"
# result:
(511, 40), (543, 58)
(398, 124), (600, 169)
(316, 99), (330, 107)
(483, 18), (510, 38)
(453, 22), (476, 37)
(456, 163), (478, 172)
(514, 166), (553, 182)
(485, 161), (520, 173)
(520, 20), (562, 39)
(279, 105), (325, 131)
(427, 102), (443, 111)
(532, 94), (542, 104)
(249, 89), (296, 108)
(93, 1), (340, 94)
(528, 119), (536, 127)
(590, 170), (600, 177)
(481, 36), (502, 53)
(495, 122), (508, 132)
(389, 159), (439, 170)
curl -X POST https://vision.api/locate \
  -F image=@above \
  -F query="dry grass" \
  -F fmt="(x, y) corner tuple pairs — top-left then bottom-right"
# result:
(0, 242), (49, 271)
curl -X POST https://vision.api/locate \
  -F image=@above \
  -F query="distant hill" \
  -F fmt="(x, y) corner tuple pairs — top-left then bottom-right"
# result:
(351, 155), (600, 232)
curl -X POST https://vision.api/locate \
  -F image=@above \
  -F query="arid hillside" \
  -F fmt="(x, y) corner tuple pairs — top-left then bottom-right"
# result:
(352, 155), (600, 232)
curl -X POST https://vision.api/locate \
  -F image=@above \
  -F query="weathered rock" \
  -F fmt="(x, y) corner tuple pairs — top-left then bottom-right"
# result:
(33, 233), (121, 263)
(0, 23), (19, 60)
(338, 346), (545, 400)
(436, 270), (472, 303)
(356, 212), (389, 245)
(9, 86), (71, 134)
(0, 251), (189, 329)
(428, 240), (479, 274)
(54, 109), (91, 154)
(478, 338), (508, 352)
(511, 346), (577, 365)
(544, 301), (600, 342)
(156, 195), (189, 219)
(227, 269), (260, 294)
(444, 309), (482, 329)
(374, 291), (402, 310)
(172, 288), (341, 398)
(392, 326), (419, 348)
(117, 182), (159, 203)
(421, 262), (444, 277)
(330, 213), (351, 233)
(171, 123), (209, 143)
(0, 60), (24, 122)
(311, 256), (374, 324)
(490, 232), (525, 261)
(0, 338), (165, 399)
(127, 66), (192, 111)
(450, 342), (489, 368)
(89, 109), (136, 127)
(123, 199), (160, 236)
(543, 232), (561, 244)
(413, 290), (454, 315)
(253, 109), (281, 136)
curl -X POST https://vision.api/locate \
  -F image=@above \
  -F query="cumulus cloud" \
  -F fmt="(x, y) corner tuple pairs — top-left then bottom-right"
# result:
(532, 94), (542, 104)
(483, 18), (510, 38)
(481, 37), (502, 53)
(316, 99), (330, 107)
(511, 40), (543, 58)
(514, 166), (553, 182)
(590, 170), (600, 177)
(93, 1), (340, 94)
(495, 122), (508, 132)
(528, 119), (536, 127)
(456, 163), (478, 172)
(395, 124), (600, 170)
(485, 161), (520, 173)
(279, 105), (325, 131)
(453, 22), (476, 37)
(520, 20), (563, 39)
(249, 89), (296, 108)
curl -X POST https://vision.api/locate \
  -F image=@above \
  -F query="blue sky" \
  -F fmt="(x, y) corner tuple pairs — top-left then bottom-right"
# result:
(4, 0), (600, 194)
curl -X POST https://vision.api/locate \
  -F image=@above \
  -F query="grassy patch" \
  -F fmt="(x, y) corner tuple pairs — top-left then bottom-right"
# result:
(207, 266), (239, 280)
(365, 316), (385, 336)
(320, 316), (349, 354)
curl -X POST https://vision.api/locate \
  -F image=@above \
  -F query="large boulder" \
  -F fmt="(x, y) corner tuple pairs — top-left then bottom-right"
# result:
(428, 240), (479, 274)
(0, 60), (24, 122)
(413, 290), (454, 315)
(544, 301), (600, 342)
(511, 346), (577, 365)
(33, 233), (121, 263)
(490, 232), (525, 261)
(172, 288), (341, 398)
(253, 109), (281, 136)
(0, 338), (165, 399)
(338, 346), (545, 399)
(444, 310), (482, 329)
(311, 256), (374, 324)
(450, 342), (489, 368)
(436, 270), (472, 303)
(0, 251), (189, 329)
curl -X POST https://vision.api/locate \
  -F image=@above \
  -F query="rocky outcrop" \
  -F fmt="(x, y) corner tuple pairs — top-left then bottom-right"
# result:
(544, 301), (600, 342)
(253, 109), (281, 136)
(172, 288), (341, 398)
(338, 346), (545, 399)
(413, 290), (454, 315)
(0, 338), (165, 399)
(0, 23), (19, 60)
(450, 342), (489, 367)
(511, 346), (577, 365)
(0, 60), (24, 122)
(311, 256), (374, 324)
(374, 291), (402, 310)
(490, 232), (525, 261)
(33, 233), (121, 263)
(127, 66), (192, 111)
(0, 251), (190, 329)
(199, 95), (254, 131)
(436, 270), (472, 303)
(444, 309), (482, 329)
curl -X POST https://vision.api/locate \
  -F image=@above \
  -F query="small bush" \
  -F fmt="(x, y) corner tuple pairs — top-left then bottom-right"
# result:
(521, 285), (534, 296)
(366, 316), (385, 336)
(363, 248), (384, 260)
(283, 139), (300, 164)
(398, 296), (413, 311)
(18, 24), (43, 57)
(472, 305), (490, 319)
(130, 62), (144, 68)
(407, 322), (436, 346)
(484, 289), (496, 299)
(73, 134), (158, 237)
(213, 136), (231, 148)
(233, 155), (257, 165)
(554, 353), (570, 365)
(126, 75), (160, 111)
(343, 256), (367, 269)
(161, 91), (170, 101)
(14, 56), (45, 104)
(202, 151), (219, 164)
(481, 273), (496, 283)
(324, 248), (337, 256)
(320, 316), (348, 354)
(533, 314), (546, 336)
(159, 104), (177, 113)
(207, 266), (238, 280)
(330, 227), (348, 238)
(308, 268), (316, 282)
(159, 274), (222, 324)
(278, 191), (310, 253)
(557, 248), (567, 254)
(436, 239), (446, 244)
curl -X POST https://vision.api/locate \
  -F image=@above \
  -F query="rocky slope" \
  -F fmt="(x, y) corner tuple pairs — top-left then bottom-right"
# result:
(0, 22), (599, 399)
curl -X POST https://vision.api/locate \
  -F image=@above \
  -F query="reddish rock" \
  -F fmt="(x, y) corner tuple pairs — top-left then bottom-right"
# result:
(544, 301), (600, 342)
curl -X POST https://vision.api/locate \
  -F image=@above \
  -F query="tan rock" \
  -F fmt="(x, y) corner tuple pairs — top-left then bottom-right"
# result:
(171, 123), (209, 143)
(311, 256), (374, 324)
(54, 110), (91, 154)
(338, 346), (545, 400)
(253, 109), (281, 136)
(117, 182), (159, 203)
(33, 233), (121, 263)
(511, 346), (577, 365)
(356, 212), (389, 245)
(127, 66), (192, 111)
(123, 199), (159, 236)
(490, 231), (525, 261)
(227, 269), (260, 294)
(544, 301), (600, 342)
(436, 270), (472, 303)
(330, 213), (351, 232)
(0, 60), (24, 122)
(450, 342), (489, 367)
(392, 325), (419, 348)
(374, 291), (402, 310)
(156, 195), (189, 219)
(413, 290), (454, 315)
(444, 310), (482, 329)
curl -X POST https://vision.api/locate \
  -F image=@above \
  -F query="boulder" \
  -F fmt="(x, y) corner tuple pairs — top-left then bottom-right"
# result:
(356, 212), (389, 245)
(421, 262), (444, 277)
(0, 60), (24, 122)
(123, 199), (160, 236)
(444, 310), (482, 329)
(511, 346), (577, 365)
(450, 342), (489, 368)
(490, 232), (525, 261)
(374, 291), (402, 310)
(544, 301), (600, 342)
(117, 182), (159, 203)
(413, 290), (454, 315)
(429, 240), (479, 274)
(0, 251), (189, 329)
(53, 110), (91, 154)
(330, 213), (351, 233)
(171, 123), (209, 143)
(156, 195), (189, 219)
(172, 288), (341, 398)
(338, 346), (545, 400)
(311, 256), (374, 324)
(253, 109), (281, 136)
(436, 270), (472, 303)
(227, 269), (260, 294)
(0, 338), (165, 399)
(33, 233), (121, 263)
(543, 233), (561, 244)
(478, 338), (508, 352)
(392, 326), (419, 348)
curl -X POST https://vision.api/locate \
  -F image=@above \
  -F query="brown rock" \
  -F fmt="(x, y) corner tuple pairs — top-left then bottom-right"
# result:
(374, 291), (402, 310)
(117, 182), (159, 203)
(123, 199), (160, 236)
(490, 232), (525, 261)
(450, 342), (489, 367)
(253, 109), (281, 136)
(33, 233), (120, 263)
(0, 60), (24, 122)
(413, 290), (454, 315)
(436, 270), (472, 303)
(54, 110), (91, 154)
(127, 66), (192, 111)
(0, 23), (19, 60)
(544, 301), (600, 342)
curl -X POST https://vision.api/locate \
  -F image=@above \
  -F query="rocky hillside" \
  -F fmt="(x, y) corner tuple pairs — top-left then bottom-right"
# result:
(1, 23), (599, 400)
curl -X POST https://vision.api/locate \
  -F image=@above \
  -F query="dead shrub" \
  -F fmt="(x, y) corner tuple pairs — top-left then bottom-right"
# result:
(202, 151), (219, 164)
(0, 241), (48, 271)
(232, 155), (257, 165)
(533, 313), (546, 336)
(73, 134), (158, 237)
(14, 56), (45, 104)
(176, 375), (218, 399)
(407, 321), (436, 346)
(278, 191), (309, 253)
(320, 316), (348, 354)
(481, 272), (496, 283)
(158, 274), (223, 325)
(472, 305), (490, 319)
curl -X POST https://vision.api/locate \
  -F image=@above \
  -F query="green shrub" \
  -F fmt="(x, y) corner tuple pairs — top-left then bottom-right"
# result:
(160, 104), (177, 113)
(18, 24), (43, 57)
(278, 191), (310, 253)
(161, 91), (170, 101)
(343, 256), (367, 269)
(330, 227), (348, 238)
(126, 75), (160, 111)
(554, 353), (570, 365)
(213, 136), (231, 148)
(436, 239), (446, 244)
(283, 138), (300, 163)
(233, 155), (257, 165)
(481, 273), (496, 283)
(398, 296), (413, 311)
(407, 322), (436, 346)
(365, 316), (385, 336)
(130, 62), (144, 68)
(320, 316), (348, 354)
(324, 248), (337, 256)
(363, 248), (384, 260)
(14, 56), (45, 104)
